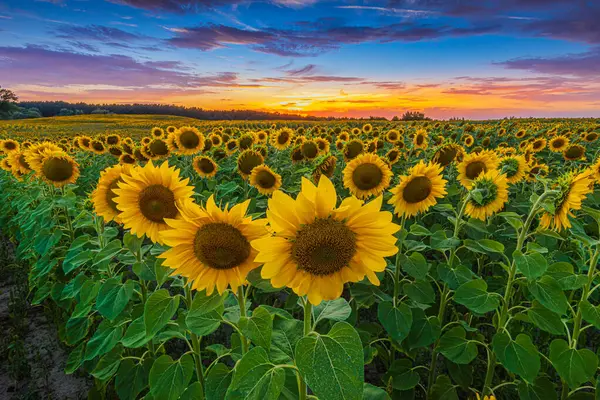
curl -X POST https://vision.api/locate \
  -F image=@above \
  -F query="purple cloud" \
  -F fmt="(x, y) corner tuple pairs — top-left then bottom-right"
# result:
(54, 24), (149, 42)
(285, 64), (318, 76)
(497, 49), (600, 77)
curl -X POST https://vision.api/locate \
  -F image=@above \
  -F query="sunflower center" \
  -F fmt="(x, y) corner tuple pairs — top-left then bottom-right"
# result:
(292, 218), (356, 276)
(255, 169), (276, 188)
(352, 163), (383, 191)
(138, 184), (178, 222)
(436, 147), (457, 166)
(238, 152), (263, 176)
(105, 178), (121, 212)
(552, 139), (564, 148)
(277, 131), (290, 144)
(42, 157), (73, 182)
(92, 142), (104, 151)
(302, 142), (319, 159)
(198, 158), (215, 173)
(565, 145), (583, 159)
(239, 136), (253, 150)
(193, 222), (250, 270)
(465, 161), (486, 180)
(5, 141), (17, 150)
(345, 141), (363, 159)
(402, 176), (432, 203)
(107, 136), (118, 145)
(150, 140), (169, 156)
(416, 135), (424, 145)
(179, 130), (200, 149)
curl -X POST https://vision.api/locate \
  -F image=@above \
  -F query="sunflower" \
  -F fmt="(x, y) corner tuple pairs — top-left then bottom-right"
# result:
(8, 151), (32, 175)
(225, 139), (239, 155)
(113, 162), (194, 244)
(592, 158), (600, 184)
(147, 138), (170, 159)
(193, 156), (218, 178)
(108, 145), (123, 157)
(134, 147), (150, 162)
(106, 134), (121, 146)
(174, 126), (204, 155)
(362, 124), (373, 134)
(413, 129), (428, 150)
(585, 132), (598, 143)
(385, 129), (400, 144)
(255, 130), (268, 144)
(457, 151), (499, 189)
(301, 140), (319, 160)
(338, 131), (349, 142)
(351, 127), (361, 136)
(90, 140), (106, 154)
(237, 149), (264, 179)
(120, 154), (136, 165)
(252, 176), (399, 305)
(249, 164), (282, 195)
(549, 135), (569, 152)
(312, 154), (337, 183)
(432, 143), (464, 167)
(386, 148), (401, 165)
(527, 163), (549, 181)
(343, 139), (364, 162)
(92, 164), (133, 223)
(563, 144), (586, 161)
(530, 138), (546, 153)
(343, 153), (392, 200)
(315, 137), (330, 154)
(0, 157), (12, 172)
(388, 161), (447, 218)
(141, 137), (152, 146)
(209, 133), (223, 147)
(335, 140), (345, 151)
(238, 133), (255, 151)
(151, 127), (165, 138)
(271, 128), (294, 150)
(159, 196), (268, 295)
(540, 169), (595, 231)
(515, 129), (526, 139)
(498, 155), (528, 184)
(291, 145), (304, 163)
(464, 170), (509, 221)
(166, 126), (177, 135)
(35, 151), (79, 187)
(78, 136), (92, 149)
(2, 139), (19, 153)
(463, 134), (474, 147)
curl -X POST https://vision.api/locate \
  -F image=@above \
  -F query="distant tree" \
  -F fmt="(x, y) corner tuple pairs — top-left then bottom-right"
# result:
(0, 86), (19, 119)
(91, 108), (111, 114)
(58, 108), (75, 116)
(392, 115), (399, 121)
(401, 111), (430, 121)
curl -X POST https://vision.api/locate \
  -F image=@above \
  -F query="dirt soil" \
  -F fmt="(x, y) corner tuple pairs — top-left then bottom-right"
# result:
(0, 234), (92, 400)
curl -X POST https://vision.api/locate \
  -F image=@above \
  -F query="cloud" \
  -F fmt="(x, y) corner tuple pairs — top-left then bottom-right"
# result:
(66, 41), (100, 53)
(285, 64), (318, 76)
(497, 49), (600, 77)
(54, 24), (149, 42)
(108, 0), (319, 13)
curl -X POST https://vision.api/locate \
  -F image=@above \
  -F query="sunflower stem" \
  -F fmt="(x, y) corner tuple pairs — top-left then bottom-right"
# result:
(237, 286), (249, 355)
(185, 282), (206, 399)
(299, 298), (312, 400)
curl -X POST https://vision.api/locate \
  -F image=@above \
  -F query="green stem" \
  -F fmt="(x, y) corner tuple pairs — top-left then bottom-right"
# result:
(185, 283), (205, 400)
(571, 247), (600, 348)
(299, 299), (312, 400)
(237, 286), (249, 355)
(393, 216), (407, 306)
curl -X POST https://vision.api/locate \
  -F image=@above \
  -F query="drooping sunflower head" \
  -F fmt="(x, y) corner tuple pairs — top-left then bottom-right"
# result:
(499, 155), (528, 184)
(193, 155), (218, 178)
(0, 157), (12, 172)
(113, 161), (194, 244)
(148, 138), (170, 159)
(1, 139), (19, 153)
(175, 126), (205, 155)
(540, 169), (595, 231)
(301, 140), (319, 160)
(312, 154), (337, 183)
(527, 163), (549, 181)
(237, 149), (264, 179)
(465, 170), (509, 221)
(119, 153), (136, 165)
(254, 144), (268, 159)
(549, 135), (569, 152)
(432, 143), (464, 167)
(252, 176), (400, 305)
(92, 164), (133, 223)
(202, 138), (213, 153)
(457, 151), (499, 189)
(291, 145), (304, 163)
(159, 196), (269, 295)
(343, 139), (364, 162)
(563, 144), (586, 161)
(134, 147), (150, 162)
(249, 164), (282, 195)
(343, 153), (393, 199)
(413, 129), (428, 149)
(90, 140), (106, 154)
(238, 133), (255, 151)
(388, 161), (447, 218)
(8, 151), (32, 175)
(151, 127), (165, 138)
(122, 142), (134, 155)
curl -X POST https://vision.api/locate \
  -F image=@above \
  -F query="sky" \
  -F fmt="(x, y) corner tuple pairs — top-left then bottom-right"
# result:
(0, 0), (599, 120)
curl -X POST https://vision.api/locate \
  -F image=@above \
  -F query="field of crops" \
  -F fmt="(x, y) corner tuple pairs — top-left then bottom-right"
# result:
(1, 115), (600, 400)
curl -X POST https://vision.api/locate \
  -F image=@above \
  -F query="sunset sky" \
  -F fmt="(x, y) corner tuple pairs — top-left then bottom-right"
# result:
(0, 0), (598, 119)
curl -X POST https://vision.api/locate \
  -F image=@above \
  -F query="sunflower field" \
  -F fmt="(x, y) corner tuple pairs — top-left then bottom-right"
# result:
(1, 116), (600, 400)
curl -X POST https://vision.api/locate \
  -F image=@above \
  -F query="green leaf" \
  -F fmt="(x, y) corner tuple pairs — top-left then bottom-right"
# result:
(270, 319), (303, 364)
(149, 354), (195, 400)
(403, 280), (435, 304)
(377, 301), (412, 343)
(362, 383), (390, 400)
(464, 239), (504, 254)
(385, 359), (419, 390)
(313, 298), (352, 325)
(123, 232), (144, 254)
(181, 382), (204, 400)
(186, 291), (225, 337)
(401, 252), (430, 280)
(63, 235), (93, 273)
(514, 250), (548, 280)
(527, 301), (565, 335)
(65, 342), (85, 374)
(133, 261), (156, 281)
(144, 289), (179, 337)
(518, 376), (557, 400)
(438, 327), (478, 365)
(122, 316), (152, 348)
(206, 363), (232, 400)
(437, 264), (474, 290)
(528, 276), (568, 315)
(239, 306), (273, 350)
(295, 322), (363, 400)
(430, 375), (458, 400)
(96, 277), (134, 320)
(492, 332), (540, 383)
(546, 262), (587, 291)
(91, 344), (123, 381)
(84, 323), (124, 361)
(65, 316), (91, 345)
(581, 300), (600, 329)
(116, 359), (151, 400)
(498, 211), (524, 230)
(550, 339), (598, 389)
(93, 239), (123, 267)
(406, 308), (440, 350)
(454, 279), (500, 314)
(226, 347), (285, 400)
(446, 361), (472, 389)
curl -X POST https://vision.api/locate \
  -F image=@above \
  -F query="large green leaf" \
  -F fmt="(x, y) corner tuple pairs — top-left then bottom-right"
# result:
(549, 339), (598, 389)
(206, 363), (232, 400)
(144, 289), (180, 336)
(93, 239), (123, 267)
(527, 301), (564, 335)
(438, 326), (477, 364)
(65, 342), (85, 374)
(84, 322), (123, 361)
(116, 359), (151, 400)
(186, 290), (225, 337)
(492, 332), (540, 383)
(454, 279), (499, 314)
(149, 354), (195, 400)
(239, 306), (273, 350)
(384, 359), (419, 390)
(226, 347), (285, 400)
(65, 316), (91, 345)
(528, 276), (568, 315)
(437, 264), (474, 290)
(430, 375), (458, 400)
(122, 316), (152, 348)
(91, 344), (123, 381)
(403, 280), (435, 304)
(270, 319), (303, 364)
(517, 376), (557, 400)
(514, 250), (548, 280)
(546, 262), (587, 290)
(313, 298), (352, 325)
(377, 301), (412, 343)
(295, 321), (363, 400)
(96, 277), (134, 320)
(362, 383), (390, 400)
(400, 252), (430, 280)
(406, 308), (440, 350)
(581, 300), (600, 329)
